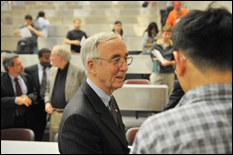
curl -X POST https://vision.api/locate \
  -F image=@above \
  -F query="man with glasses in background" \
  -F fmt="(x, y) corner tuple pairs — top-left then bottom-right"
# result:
(130, 3), (232, 154)
(24, 48), (51, 141)
(58, 32), (133, 154)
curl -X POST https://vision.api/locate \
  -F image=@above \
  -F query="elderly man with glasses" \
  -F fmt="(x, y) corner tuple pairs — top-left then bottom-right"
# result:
(58, 32), (132, 154)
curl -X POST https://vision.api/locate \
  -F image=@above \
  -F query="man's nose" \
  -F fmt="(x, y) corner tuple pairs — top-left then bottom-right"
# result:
(119, 59), (128, 72)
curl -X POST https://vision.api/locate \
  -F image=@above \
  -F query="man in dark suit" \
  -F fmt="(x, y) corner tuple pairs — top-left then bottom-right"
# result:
(58, 32), (133, 153)
(1, 54), (37, 129)
(24, 48), (51, 141)
(163, 80), (184, 111)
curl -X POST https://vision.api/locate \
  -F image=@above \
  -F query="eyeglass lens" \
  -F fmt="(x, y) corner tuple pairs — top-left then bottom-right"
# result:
(114, 57), (133, 67)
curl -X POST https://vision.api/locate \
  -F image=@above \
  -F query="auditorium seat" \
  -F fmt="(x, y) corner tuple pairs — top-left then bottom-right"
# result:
(1, 128), (35, 141)
(124, 79), (150, 84)
(124, 79), (151, 119)
(125, 127), (140, 145)
(54, 132), (58, 142)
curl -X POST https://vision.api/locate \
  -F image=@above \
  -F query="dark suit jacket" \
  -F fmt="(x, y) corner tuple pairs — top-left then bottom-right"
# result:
(163, 80), (185, 111)
(24, 64), (51, 103)
(58, 80), (129, 154)
(1, 72), (37, 129)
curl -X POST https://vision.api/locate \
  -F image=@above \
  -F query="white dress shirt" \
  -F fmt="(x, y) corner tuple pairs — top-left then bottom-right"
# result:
(8, 73), (28, 104)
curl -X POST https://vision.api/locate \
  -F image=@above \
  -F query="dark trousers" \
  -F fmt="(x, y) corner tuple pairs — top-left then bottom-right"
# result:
(14, 107), (34, 129)
(31, 100), (47, 141)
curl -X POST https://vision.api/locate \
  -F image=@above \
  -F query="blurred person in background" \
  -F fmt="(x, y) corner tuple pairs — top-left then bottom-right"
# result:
(165, 1), (188, 30)
(162, 1), (174, 26)
(36, 11), (50, 38)
(65, 18), (88, 53)
(1, 54), (37, 130)
(149, 24), (175, 99)
(142, 22), (159, 54)
(13, 15), (43, 54)
(24, 48), (51, 141)
(112, 21), (124, 40)
(44, 45), (86, 141)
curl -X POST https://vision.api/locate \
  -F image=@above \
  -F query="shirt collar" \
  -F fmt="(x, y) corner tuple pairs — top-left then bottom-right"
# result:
(8, 73), (21, 81)
(38, 63), (44, 70)
(176, 83), (232, 108)
(59, 61), (69, 72)
(86, 77), (111, 107)
(38, 63), (49, 71)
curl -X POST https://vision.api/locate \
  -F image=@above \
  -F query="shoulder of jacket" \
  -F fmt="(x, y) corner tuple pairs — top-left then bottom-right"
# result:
(169, 39), (173, 46)
(156, 39), (162, 44)
(25, 64), (37, 70)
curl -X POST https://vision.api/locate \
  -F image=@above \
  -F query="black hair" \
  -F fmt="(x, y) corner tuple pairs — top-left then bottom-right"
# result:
(115, 21), (122, 25)
(36, 11), (45, 20)
(25, 15), (33, 20)
(38, 48), (51, 57)
(173, 2), (232, 72)
(112, 21), (123, 35)
(144, 22), (159, 37)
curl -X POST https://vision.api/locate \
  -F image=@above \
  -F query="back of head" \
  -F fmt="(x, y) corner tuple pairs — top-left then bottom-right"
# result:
(53, 45), (71, 62)
(37, 11), (45, 19)
(3, 53), (19, 72)
(173, 3), (232, 73)
(81, 32), (119, 75)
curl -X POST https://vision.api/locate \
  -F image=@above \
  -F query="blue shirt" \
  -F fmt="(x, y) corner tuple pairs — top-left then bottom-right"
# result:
(36, 17), (50, 38)
(86, 77), (111, 109)
(8, 73), (28, 104)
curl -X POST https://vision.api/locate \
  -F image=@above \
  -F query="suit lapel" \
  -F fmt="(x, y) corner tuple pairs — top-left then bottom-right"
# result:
(65, 63), (73, 102)
(3, 73), (15, 96)
(111, 96), (125, 134)
(20, 73), (29, 91)
(81, 81), (128, 149)
(32, 65), (40, 91)
(49, 67), (58, 101)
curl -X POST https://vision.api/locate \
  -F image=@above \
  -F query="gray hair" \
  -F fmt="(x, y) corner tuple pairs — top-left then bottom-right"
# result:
(53, 45), (71, 62)
(3, 53), (19, 72)
(81, 32), (119, 75)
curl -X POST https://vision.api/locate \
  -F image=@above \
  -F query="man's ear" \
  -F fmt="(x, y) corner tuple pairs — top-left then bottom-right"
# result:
(7, 66), (12, 72)
(60, 55), (65, 61)
(87, 59), (96, 74)
(173, 51), (186, 76)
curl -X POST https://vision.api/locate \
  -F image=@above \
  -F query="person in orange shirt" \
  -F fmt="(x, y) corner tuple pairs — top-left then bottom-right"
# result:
(166, 1), (188, 29)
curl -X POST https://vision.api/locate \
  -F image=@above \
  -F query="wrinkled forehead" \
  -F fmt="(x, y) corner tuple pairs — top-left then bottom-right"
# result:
(98, 39), (128, 58)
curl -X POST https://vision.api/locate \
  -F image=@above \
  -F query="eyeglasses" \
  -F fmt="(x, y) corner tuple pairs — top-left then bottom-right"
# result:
(92, 57), (133, 68)
(174, 53), (186, 74)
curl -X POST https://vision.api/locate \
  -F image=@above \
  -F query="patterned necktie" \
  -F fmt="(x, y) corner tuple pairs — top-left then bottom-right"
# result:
(14, 77), (25, 116)
(40, 67), (47, 100)
(109, 96), (118, 126)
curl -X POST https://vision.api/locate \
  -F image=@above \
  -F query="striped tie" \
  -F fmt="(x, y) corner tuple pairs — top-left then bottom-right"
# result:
(14, 77), (25, 116)
(109, 96), (118, 126)
(40, 67), (47, 99)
